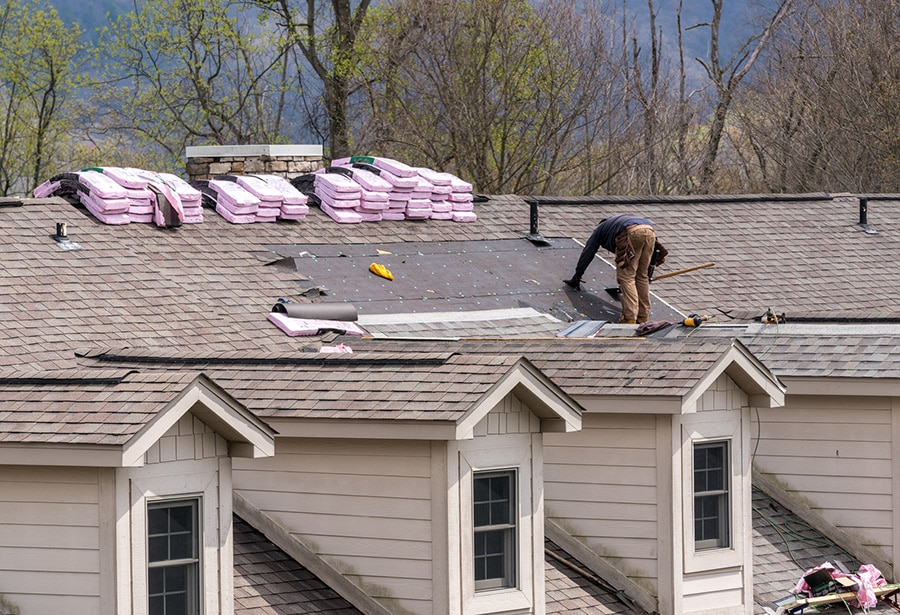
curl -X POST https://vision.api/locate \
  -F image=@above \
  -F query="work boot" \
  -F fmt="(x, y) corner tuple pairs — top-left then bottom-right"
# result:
(563, 278), (582, 290)
(637, 315), (649, 323)
(619, 316), (637, 324)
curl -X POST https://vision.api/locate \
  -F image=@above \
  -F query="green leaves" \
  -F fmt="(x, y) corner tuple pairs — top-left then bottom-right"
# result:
(0, 0), (82, 194)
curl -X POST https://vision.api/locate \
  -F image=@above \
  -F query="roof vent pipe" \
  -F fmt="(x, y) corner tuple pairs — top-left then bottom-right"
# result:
(858, 197), (878, 234)
(524, 199), (550, 246)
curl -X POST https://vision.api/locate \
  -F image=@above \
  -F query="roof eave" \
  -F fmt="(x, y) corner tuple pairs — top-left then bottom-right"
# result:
(0, 442), (127, 467)
(121, 373), (276, 466)
(455, 358), (583, 440)
(681, 340), (786, 413)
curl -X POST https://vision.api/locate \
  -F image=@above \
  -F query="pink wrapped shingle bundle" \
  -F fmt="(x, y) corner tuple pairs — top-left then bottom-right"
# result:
(125, 168), (186, 227)
(156, 172), (204, 224)
(77, 171), (131, 224)
(32, 179), (60, 198)
(367, 156), (417, 178)
(209, 178), (258, 224)
(315, 172), (362, 209)
(333, 165), (393, 193)
(414, 169), (455, 212)
(314, 173), (365, 223)
(452, 211), (478, 222)
(406, 198), (433, 219)
(95, 167), (155, 223)
(448, 173), (475, 214)
(253, 174), (309, 220)
(320, 201), (363, 224)
(410, 175), (435, 200)
(359, 191), (389, 213)
(232, 175), (281, 222)
(102, 166), (148, 190)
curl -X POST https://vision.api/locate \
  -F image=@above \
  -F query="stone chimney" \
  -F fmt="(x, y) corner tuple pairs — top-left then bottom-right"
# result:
(185, 144), (324, 181)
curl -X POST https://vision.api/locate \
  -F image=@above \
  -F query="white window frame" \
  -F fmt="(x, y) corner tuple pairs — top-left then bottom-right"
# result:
(459, 441), (535, 615)
(473, 469), (518, 591)
(117, 457), (230, 615)
(147, 497), (202, 614)
(693, 440), (730, 551)
(682, 416), (745, 573)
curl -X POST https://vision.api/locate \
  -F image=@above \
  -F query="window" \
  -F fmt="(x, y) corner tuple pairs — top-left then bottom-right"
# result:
(473, 470), (517, 590)
(148, 499), (201, 615)
(694, 441), (730, 550)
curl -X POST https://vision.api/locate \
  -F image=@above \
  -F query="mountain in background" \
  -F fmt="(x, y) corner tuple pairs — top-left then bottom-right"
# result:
(47, 0), (757, 56)
(45, 0), (765, 97)
(48, 0), (131, 39)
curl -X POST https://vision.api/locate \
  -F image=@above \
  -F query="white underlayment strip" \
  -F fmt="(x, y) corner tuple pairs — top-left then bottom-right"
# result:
(357, 307), (559, 325)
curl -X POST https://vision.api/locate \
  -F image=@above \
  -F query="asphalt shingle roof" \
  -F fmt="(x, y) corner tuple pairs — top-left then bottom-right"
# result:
(0, 370), (197, 445)
(233, 514), (364, 615)
(752, 486), (894, 614)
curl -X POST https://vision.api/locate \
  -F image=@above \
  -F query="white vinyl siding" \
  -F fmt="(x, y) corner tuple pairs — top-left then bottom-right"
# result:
(544, 413), (660, 592)
(0, 466), (102, 613)
(681, 568), (744, 612)
(752, 395), (893, 559)
(233, 438), (434, 614)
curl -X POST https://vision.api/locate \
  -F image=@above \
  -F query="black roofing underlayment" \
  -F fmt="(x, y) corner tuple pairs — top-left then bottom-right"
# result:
(268, 238), (684, 324)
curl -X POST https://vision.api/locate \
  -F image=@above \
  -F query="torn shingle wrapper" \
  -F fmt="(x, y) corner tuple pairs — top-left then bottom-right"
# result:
(267, 312), (365, 337)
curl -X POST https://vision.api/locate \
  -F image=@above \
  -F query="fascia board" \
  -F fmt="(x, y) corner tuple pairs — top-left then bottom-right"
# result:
(454, 359), (582, 440)
(779, 376), (900, 397)
(0, 443), (125, 467)
(575, 395), (682, 414)
(266, 418), (460, 440)
(681, 343), (786, 413)
(121, 375), (276, 467)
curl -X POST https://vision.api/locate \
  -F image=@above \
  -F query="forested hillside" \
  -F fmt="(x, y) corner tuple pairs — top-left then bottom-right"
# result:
(2, 0), (897, 198)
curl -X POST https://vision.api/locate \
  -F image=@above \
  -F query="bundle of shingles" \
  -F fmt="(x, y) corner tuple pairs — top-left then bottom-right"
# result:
(191, 175), (310, 224)
(304, 156), (476, 225)
(33, 167), (204, 228)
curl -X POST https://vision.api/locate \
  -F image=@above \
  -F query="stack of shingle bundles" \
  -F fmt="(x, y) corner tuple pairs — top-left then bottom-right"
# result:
(123, 168), (185, 228)
(330, 165), (392, 222)
(253, 174), (309, 220)
(405, 173), (436, 220)
(413, 168), (455, 220)
(346, 163), (406, 220)
(231, 175), (281, 222)
(346, 159), (420, 219)
(314, 172), (363, 224)
(155, 172), (204, 223)
(101, 167), (155, 223)
(76, 170), (132, 225)
(209, 177), (259, 224)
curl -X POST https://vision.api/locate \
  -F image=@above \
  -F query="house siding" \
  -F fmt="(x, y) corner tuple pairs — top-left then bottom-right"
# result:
(544, 413), (661, 594)
(233, 438), (434, 615)
(752, 395), (893, 561)
(459, 394), (544, 614)
(0, 466), (102, 613)
(144, 413), (229, 464)
(678, 374), (751, 615)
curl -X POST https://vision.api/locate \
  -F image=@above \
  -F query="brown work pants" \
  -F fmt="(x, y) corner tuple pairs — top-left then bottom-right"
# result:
(616, 225), (656, 322)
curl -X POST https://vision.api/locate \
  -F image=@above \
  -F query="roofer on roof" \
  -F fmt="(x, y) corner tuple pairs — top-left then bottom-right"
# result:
(564, 215), (667, 324)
